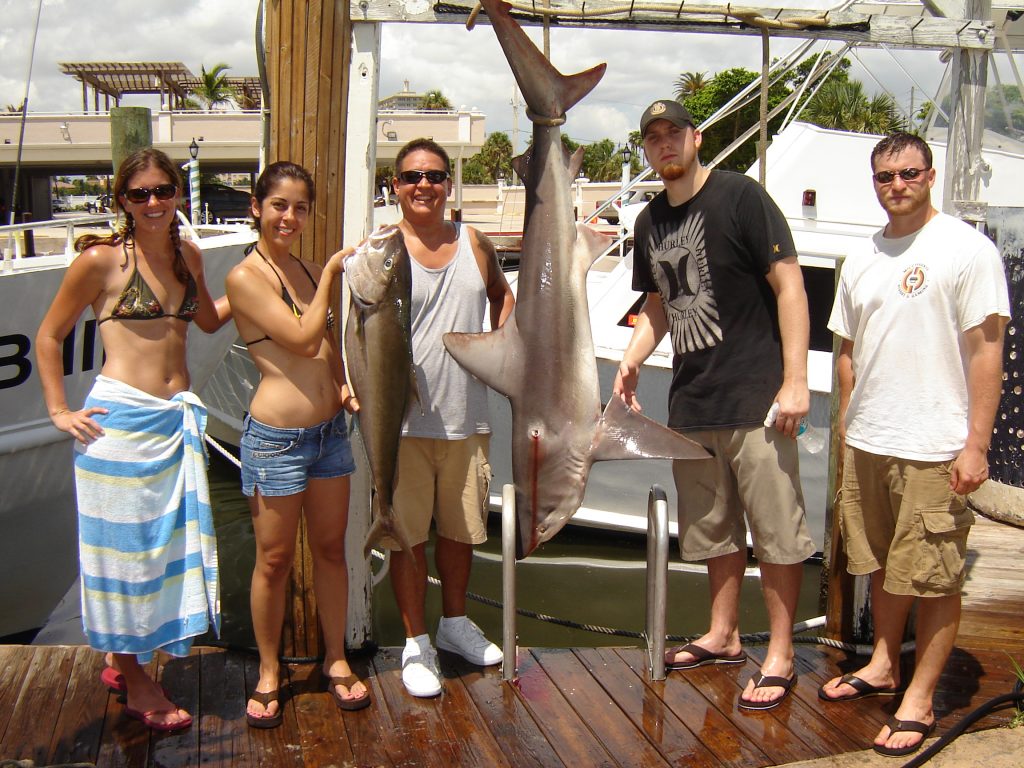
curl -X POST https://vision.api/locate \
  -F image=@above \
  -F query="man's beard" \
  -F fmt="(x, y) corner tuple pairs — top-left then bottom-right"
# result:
(660, 162), (686, 181)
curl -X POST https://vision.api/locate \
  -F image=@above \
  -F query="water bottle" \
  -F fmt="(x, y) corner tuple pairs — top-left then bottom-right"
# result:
(763, 403), (825, 454)
(796, 419), (825, 454)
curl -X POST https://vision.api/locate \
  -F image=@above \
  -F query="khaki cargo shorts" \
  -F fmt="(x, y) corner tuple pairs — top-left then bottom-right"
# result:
(382, 434), (491, 550)
(671, 425), (815, 564)
(839, 446), (973, 597)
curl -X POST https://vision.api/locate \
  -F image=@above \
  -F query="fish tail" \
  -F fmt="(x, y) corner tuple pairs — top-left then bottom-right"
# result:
(362, 500), (416, 560)
(479, 0), (605, 118)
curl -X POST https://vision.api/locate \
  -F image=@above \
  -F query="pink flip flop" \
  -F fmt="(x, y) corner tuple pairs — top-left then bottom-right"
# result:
(100, 665), (126, 693)
(125, 706), (193, 732)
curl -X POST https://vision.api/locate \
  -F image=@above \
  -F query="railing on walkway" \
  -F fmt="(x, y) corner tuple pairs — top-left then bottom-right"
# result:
(0, 213), (114, 264)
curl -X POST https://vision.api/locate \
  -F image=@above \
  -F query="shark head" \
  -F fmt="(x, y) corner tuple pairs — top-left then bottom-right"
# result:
(512, 417), (595, 557)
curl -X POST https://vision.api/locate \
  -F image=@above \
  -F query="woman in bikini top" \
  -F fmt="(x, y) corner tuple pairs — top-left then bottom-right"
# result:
(224, 161), (368, 723)
(35, 147), (232, 733)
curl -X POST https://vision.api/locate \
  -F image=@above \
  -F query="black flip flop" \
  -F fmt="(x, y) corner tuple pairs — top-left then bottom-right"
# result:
(738, 672), (797, 711)
(818, 673), (903, 702)
(664, 642), (748, 670)
(873, 716), (935, 757)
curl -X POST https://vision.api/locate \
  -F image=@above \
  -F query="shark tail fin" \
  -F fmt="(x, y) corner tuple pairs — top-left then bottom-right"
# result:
(479, 0), (606, 119)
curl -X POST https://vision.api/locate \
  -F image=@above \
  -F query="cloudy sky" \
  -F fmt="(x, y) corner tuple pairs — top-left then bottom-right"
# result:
(1, 0), (955, 151)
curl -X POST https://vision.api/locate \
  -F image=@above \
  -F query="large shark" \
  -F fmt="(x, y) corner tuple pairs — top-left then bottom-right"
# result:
(443, 0), (710, 558)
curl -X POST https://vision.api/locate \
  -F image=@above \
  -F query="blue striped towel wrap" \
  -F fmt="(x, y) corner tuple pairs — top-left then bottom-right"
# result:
(74, 375), (221, 661)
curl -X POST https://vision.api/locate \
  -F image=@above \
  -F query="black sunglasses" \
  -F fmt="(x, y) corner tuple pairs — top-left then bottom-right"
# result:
(397, 169), (449, 185)
(122, 184), (178, 203)
(872, 167), (929, 185)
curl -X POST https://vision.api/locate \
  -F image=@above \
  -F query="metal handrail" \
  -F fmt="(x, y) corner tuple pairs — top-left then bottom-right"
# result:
(501, 483), (517, 681)
(1, 213), (115, 263)
(645, 485), (669, 681)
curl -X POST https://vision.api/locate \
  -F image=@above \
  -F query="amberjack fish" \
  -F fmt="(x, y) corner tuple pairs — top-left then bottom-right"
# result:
(344, 225), (417, 559)
(444, 0), (710, 558)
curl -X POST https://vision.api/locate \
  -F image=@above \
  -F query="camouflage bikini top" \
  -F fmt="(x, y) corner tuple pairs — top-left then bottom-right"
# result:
(99, 249), (199, 324)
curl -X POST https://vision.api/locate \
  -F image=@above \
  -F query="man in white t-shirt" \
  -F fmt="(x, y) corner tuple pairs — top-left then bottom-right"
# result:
(820, 132), (1010, 758)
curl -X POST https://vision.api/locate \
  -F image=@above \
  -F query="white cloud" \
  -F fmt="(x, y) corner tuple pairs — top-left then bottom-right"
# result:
(0, 0), (952, 147)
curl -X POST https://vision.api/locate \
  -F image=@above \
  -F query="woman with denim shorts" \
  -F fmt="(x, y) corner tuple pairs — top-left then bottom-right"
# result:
(225, 162), (369, 725)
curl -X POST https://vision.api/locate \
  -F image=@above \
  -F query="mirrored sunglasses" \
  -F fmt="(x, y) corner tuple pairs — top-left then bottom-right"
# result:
(397, 169), (449, 185)
(872, 167), (928, 185)
(122, 184), (178, 203)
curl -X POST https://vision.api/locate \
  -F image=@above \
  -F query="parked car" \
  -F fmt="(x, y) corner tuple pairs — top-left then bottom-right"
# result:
(86, 194), (112, 213)
(596, 189), (658, 224)
(187, 183), (252, 223)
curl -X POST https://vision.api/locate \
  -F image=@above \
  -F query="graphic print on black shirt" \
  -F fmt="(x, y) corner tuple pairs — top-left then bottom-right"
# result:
(650, 210), (722, 354)
(632, 171), (797, 429)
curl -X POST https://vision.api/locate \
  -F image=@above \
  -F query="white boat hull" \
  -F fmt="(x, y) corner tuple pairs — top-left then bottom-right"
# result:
(0, 226), (252, 637)
(486, 250), (834, 556)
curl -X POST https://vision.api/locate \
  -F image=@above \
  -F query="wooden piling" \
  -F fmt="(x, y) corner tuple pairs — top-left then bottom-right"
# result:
(109, 107), (152, 176)
(263, 0), (354, 660)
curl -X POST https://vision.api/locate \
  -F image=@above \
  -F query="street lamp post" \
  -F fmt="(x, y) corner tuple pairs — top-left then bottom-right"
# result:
(620, 145), (632, 196)
(188, 138), (201, 225)
(619, 146), (632, 255)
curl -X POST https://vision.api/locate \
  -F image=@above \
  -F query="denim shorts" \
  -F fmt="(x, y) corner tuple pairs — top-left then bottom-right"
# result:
(240, 410), (356, 497)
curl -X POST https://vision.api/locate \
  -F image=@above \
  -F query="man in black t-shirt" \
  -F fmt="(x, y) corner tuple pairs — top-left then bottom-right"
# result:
(613, 99), (815, 711)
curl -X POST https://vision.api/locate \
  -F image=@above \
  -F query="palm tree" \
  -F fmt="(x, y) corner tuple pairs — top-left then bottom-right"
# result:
(420, 89), (453, 111)
(802, 80), (906, 134)
(674, 71), (708, 101)
(190, 63), (234, 110)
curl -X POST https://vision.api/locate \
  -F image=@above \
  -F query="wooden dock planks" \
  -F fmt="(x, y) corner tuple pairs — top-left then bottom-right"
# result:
(0, 514), (1019, 766)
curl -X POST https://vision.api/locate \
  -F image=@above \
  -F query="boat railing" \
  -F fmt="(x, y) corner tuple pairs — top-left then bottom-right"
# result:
(645, 484), (670, 681)
(1, 213), (115, 266)
(500, 482), (671, 683)
(0, 211), (252, 270)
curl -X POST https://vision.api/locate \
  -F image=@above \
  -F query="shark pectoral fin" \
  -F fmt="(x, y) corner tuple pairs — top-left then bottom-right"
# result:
(591, 396), (711, 462)
(567, 146), (585, 182)
(511, 149), (532, 186)
(575, 222), (614, 270)
(442, 313), (519, 396)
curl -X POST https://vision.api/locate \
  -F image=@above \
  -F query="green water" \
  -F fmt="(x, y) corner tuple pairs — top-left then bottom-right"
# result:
(207, 451), (824, 652)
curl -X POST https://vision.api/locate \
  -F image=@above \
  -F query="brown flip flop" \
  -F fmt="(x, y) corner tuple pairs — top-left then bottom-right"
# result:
(329, 674), (371, 711)
(246, 689), (283, 728)
(665, 642), (748, 670)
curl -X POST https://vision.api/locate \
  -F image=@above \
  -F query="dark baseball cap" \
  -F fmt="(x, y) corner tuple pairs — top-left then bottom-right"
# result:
(640, 100), (695, 137)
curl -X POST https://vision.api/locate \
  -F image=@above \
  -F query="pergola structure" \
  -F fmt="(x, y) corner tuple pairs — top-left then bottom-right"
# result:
(58, 62), (263, 112)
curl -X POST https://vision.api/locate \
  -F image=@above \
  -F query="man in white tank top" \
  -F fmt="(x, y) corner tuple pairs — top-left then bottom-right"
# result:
(382, 139), (515, 698)
(821, 133), (1010, 758)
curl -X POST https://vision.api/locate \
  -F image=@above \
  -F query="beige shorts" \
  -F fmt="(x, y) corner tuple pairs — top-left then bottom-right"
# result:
(382, 434), (491, 550)
(672, 425), (815, 564)
(839, 446), (973, 597)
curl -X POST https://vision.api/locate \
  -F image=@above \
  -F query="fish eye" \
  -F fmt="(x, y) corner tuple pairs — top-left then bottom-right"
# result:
(384, 257), (393, 268)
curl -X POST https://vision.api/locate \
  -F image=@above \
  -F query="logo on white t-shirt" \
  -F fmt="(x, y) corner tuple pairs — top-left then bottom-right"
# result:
(898, 264), (928, 297)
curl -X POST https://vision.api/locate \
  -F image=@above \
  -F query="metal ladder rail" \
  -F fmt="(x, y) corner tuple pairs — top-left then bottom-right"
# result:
(499, 482), (669, 683)
(645, 484), (669, 681)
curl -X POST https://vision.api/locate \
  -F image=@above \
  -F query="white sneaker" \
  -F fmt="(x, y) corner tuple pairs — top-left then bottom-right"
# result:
(401, 635), (442, 698)
(436, 616), (502, 666)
